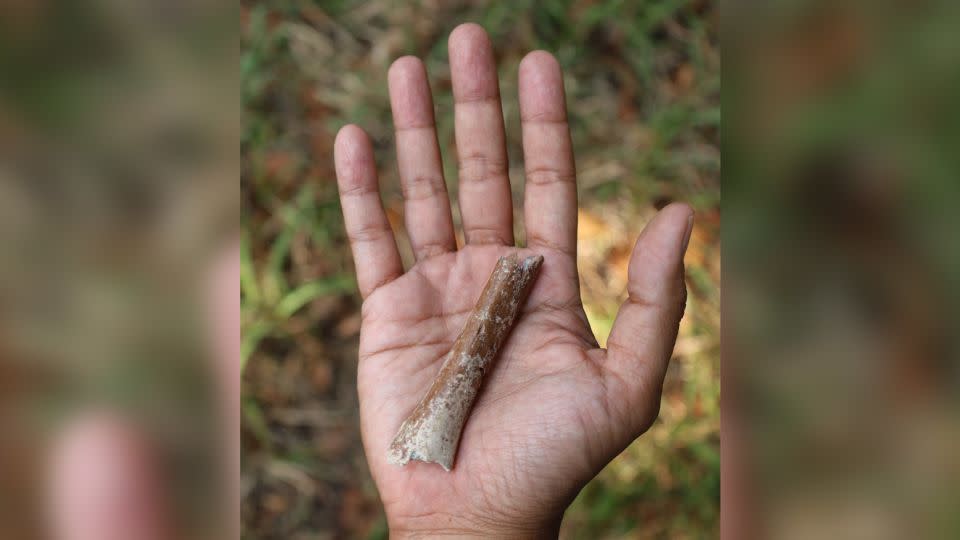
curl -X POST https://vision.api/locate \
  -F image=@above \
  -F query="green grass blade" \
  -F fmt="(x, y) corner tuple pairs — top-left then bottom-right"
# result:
(275, 274), (355, 319)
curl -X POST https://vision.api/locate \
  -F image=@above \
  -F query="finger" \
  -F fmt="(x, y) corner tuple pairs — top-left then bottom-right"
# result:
(334, 124), (403, 299)
(449, 23), (514, 246)
(519, 51), (577, 260)
(604, 203), (693, 431)
(49, 414), (172, 540)
(388, 56), (457, 260)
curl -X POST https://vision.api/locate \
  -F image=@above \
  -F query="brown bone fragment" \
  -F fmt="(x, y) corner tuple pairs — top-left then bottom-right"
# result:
(386, 253), (544, 471)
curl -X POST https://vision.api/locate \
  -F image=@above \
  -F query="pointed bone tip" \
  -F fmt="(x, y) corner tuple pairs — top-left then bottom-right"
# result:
(521, 254), (544, 270)
(498, 253), (543, 269)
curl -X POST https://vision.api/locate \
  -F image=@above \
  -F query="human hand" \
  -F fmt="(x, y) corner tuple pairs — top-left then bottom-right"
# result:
(334, 23), (693, 539)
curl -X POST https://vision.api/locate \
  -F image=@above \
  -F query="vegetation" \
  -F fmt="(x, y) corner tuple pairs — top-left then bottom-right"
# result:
(241, 1), (719, 537)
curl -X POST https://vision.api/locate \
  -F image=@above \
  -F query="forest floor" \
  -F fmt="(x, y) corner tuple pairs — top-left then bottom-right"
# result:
(242, 1), (719, 538)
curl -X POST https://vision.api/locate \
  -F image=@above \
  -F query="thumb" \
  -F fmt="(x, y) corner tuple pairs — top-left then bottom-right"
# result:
(604, 202), (692, 434)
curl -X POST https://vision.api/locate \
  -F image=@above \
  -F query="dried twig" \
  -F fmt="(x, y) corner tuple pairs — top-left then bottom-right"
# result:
(387, 253), (544, 470)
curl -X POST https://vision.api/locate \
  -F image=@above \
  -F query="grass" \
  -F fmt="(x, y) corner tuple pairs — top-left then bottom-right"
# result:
(241, 1), (719, 537)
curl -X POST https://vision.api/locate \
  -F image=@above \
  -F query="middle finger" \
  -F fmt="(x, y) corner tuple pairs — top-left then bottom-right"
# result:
(449, 23), (514, 246)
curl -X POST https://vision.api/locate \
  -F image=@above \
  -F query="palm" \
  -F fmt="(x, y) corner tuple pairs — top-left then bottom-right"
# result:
(358, 246), (609, 524)
(334, 24), (692, 536)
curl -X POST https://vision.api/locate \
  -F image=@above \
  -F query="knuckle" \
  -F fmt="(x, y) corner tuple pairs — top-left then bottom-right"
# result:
(458, 153), (509, 185)
(520, 110), (567, 124)
(348, 221), (392, 243)
(525, 231), (575, 256)
(465, 226), (510, 245)
(414, 241), (452, 259)
(524, 166), (576, 187)
(401, 174), (446, 201)
(339, 181), (379, 199)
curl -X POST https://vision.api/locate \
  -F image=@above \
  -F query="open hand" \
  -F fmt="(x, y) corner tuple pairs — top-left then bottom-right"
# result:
(334, 23), (692, 538)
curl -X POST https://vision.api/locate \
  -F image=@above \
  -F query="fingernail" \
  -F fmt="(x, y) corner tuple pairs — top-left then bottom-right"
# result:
(681, 213), (694, 252)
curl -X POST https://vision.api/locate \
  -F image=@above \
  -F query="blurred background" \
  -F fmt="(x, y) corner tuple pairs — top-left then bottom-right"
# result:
(241, 0), (719, 538)
(8, 0), (960, 537)
(0, 0), (236, 539)
(725, 0), (960, 538)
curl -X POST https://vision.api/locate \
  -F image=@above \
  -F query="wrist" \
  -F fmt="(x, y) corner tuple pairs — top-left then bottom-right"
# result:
(388, 513), (562, 539)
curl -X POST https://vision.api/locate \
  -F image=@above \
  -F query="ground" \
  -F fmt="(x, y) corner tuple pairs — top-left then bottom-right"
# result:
(241, 1), (719, 538)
